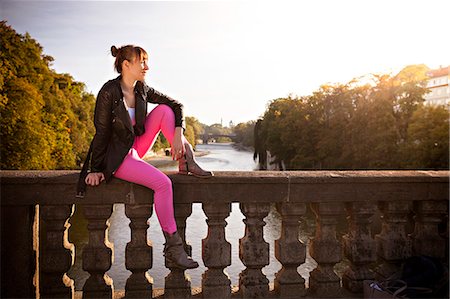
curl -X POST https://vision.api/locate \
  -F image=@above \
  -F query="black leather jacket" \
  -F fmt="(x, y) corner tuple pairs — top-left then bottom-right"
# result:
(76, 75), (184, 197)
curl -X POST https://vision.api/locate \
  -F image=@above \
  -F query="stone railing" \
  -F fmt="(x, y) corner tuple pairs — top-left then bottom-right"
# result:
(1, 170), (448, 298)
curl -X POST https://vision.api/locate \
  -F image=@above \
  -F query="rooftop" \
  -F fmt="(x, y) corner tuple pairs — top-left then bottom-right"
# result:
(427, 66), (449, 78)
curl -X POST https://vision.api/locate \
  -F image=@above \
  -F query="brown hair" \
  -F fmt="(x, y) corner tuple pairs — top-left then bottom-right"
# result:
(111, 45), (148, 73)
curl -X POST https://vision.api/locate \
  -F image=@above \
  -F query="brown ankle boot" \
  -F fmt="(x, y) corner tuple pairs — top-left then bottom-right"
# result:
(163, 231), (199, 269)
(178, 143), (213, 178)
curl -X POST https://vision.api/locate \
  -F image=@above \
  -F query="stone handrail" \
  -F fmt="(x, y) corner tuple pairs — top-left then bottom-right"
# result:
(1, 170), (448, 298)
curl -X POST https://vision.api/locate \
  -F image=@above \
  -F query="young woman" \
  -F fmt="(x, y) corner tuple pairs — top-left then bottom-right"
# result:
(77, 44), (213, 269)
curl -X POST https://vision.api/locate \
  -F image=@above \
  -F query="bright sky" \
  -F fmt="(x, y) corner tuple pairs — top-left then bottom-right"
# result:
(2, 0), (449, 125)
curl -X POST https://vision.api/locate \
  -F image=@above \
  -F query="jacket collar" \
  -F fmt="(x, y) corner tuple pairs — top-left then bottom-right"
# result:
(112, 75), (146, 134)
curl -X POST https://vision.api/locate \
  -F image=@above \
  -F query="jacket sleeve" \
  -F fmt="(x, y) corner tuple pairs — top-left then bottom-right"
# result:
(90, 87), (113, 172)
(146, 86), (185, 129)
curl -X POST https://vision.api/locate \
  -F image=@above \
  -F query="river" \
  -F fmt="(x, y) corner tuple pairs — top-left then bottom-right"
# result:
(68, 143), (319, 290)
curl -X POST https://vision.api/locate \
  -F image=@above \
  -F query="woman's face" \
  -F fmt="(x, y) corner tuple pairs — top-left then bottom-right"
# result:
(126, 54), (149, 81)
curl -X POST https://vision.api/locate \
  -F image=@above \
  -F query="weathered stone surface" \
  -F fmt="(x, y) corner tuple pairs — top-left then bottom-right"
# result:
(202, 202), (232, 298)
(164, 269), (192, 299)
(125, 246), (152, 270)
(274, 203), (307, 298)
(412, 200), (447, 258)
(124, 273), (153, 298)
(1, 205), (37, 298)
(309, 202), (343, 298)
(342, 202), (377, 293)
(82, 274), (114, 299)
(82, 204), (114, 298)
(239, 268), (269, 298)
(202, 269), (231, 299)
(2, 170), (448, 205)
(124, 203), (153, 298)
(239, 203), (270, 298)
(375, 201), (412, 279)
(1, 170), (449, 298)
(172, 171), (289, 203)
(40, 204), (75, 298)
(164, 203), (193, 299)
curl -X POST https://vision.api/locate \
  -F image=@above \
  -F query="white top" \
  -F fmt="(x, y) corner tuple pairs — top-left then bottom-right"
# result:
(128, 108), (136, 126)
(123, 98), (136, 126)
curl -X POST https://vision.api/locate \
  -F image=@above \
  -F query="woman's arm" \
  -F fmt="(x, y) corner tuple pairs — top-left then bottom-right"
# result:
(90, 87), (113, 173)
(146, 86), (185, 130)
(171, 126), (185, 160)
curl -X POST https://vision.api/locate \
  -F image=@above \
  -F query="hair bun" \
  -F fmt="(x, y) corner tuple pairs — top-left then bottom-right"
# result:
(111, 46), (119, 57)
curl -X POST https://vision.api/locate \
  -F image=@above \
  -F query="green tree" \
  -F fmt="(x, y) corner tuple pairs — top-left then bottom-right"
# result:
(257, 65), (447, 170)
(183, 125), (196, 148)
(151, 134), (170, 153)
(0, 76), (56, 169)
(392, 64), (429, 143)
(262, 97), (310, 168)
(352, 74), (400, 169)
(313, 84), (354, 169)
(0, 21), (95, 169)
(403, 105), (449, 169)
(185, 116), (203, 148)
(233, 120), (255, 148)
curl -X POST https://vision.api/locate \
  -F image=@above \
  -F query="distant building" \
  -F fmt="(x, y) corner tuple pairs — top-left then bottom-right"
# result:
(424, 66), (449, 106)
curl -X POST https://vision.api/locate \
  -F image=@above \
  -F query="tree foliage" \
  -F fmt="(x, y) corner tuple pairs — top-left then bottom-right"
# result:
(185, 116), (203, 147)
(233, 120), (256, 147)
(0, 22), (95, 169)
(256, 66), (449, 170)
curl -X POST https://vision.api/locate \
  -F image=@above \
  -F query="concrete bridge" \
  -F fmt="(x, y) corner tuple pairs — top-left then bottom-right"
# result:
(200, 133), (237, 144)
(1, 170), (449, 298)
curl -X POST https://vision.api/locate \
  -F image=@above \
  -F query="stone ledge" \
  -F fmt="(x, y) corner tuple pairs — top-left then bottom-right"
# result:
(73, 284), (355, 299)
(1, 170), (448, 206)
(74, 287), (223, 299)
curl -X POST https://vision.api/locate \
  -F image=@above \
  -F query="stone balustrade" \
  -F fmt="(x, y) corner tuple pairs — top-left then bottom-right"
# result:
(1, 170), (448, 298)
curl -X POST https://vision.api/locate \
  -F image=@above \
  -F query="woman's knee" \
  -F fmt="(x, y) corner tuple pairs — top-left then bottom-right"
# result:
(154, 104), (173, 116)
(153, 174), (172, 192)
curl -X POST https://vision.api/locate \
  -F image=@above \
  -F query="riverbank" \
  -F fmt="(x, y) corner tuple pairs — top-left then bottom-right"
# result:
(232, 142), (253, 152)
(142, 142), (255, 170)
(143, 149), (210, 168)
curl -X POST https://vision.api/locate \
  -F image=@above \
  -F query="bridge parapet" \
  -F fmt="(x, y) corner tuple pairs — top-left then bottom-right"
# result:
(1, 170), (448, 298)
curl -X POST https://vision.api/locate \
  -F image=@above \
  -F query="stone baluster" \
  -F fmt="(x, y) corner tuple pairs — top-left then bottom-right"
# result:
(412, 201), (447, 259)
(308, 202), (343, 298)
(375, 201), (412, 279)
(202, 202), (232, 298)
(1, 205), (38, 298)
(238, 203), (270, 298)
(164, 203), (193, 299)
(274, 203), (307, 298)
(82, 204), (114, 298)
(342, 202), (377, 294)
(40, 205), (75, 298)
(124, 203), (153, 298)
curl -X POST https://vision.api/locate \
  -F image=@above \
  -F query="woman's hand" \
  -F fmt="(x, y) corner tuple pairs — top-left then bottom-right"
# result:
(172, 127), (186, 160)
(85, 172), (105, 186)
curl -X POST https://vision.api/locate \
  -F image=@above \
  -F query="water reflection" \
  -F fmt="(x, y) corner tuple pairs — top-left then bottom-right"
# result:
(67, 143), (318, 290)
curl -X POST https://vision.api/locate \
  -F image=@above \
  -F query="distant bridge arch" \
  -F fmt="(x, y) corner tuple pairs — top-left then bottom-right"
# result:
(200, 133), (237, 144)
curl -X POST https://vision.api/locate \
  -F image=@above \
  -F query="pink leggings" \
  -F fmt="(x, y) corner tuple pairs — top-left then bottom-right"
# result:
(114, 104), (181, 234)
